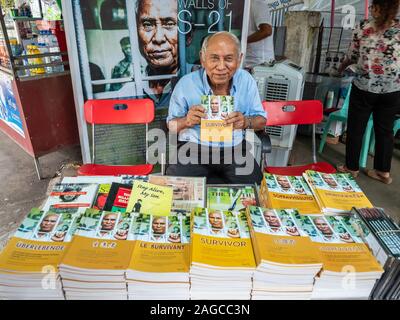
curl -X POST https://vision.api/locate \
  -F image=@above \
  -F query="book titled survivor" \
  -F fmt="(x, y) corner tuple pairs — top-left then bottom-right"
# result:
(200, 95), (234, 143)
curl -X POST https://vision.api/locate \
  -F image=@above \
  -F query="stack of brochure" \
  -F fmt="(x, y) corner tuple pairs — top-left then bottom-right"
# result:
(351, 207), (400, 300)
(126, 212), (191, 300)
(189, 208), (256, 300)
(59, 209), (134, 300)
(292, 213), (383, 299)
(303, 171), (373, 213)
(259, 174), (321, 214)
(0, 208), (79, 300)
(247, 207), (323, 300)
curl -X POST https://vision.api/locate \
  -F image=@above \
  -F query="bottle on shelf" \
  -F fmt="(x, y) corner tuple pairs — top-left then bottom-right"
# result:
(38, 43), (52, 74)
(46, 30), (64, 73)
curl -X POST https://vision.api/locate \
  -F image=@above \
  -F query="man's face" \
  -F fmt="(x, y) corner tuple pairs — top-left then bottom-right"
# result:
(101, 214), (117, 231)
(209, 212), (223, 229)
(314, 218), (332, 235)
(152, 217), (166, 234)
(210, 98), (219, 115)
(201, 34), (242, 87)
(263, 211), (281, 228)
(39, 215), (58, 233)
(322, 175), (338, 188)
(137, 0), (178, 72)
(122, 42), (132, 61)
(277, 176), (290, 190)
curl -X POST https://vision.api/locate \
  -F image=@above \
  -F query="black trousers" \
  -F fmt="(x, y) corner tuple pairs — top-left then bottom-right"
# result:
(166, 141), (263, 184)
(346, 85), (400, 172)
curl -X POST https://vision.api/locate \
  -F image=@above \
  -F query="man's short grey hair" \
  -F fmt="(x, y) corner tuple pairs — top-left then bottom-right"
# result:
(201, 31), (242, 59)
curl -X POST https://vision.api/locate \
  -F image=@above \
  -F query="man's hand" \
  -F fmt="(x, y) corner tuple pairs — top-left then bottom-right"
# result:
(186, 105), (206, 128)
(224, 112), (247, 130)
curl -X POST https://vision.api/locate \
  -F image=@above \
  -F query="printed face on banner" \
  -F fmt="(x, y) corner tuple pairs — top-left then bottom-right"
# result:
(136, 0), (179, 75)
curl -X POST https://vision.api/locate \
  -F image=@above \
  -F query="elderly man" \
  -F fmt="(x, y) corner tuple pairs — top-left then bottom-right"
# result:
(166, 32), (266, 184)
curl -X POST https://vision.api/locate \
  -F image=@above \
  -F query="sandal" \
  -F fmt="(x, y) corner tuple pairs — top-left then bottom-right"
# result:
(337, 165), (359, 178)
(365, 169), (393, 185)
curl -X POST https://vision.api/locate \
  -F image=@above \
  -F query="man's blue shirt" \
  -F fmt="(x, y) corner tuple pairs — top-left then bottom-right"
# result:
(166, 68), (266, 147)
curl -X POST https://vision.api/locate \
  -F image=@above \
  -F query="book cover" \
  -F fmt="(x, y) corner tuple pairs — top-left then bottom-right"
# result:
(60, 209), (135, 271)
(304, 170), (373, 212)
(292, 212), (383, 274)
(126, 181), (173, 216)
(206, 185), (258, 213)
(260, 173), (321, 214)
(128, 212), (191, 273)
(148, 175), (206, 211)
(247, 206), (322, 266)
(190, 208), (255, 268)
(92, 184), (112, 211)
(103, 183), (133, 213)
(200, 95), (234, 143)
(0, 208), (79, 272)
(42, 183), (99, 213)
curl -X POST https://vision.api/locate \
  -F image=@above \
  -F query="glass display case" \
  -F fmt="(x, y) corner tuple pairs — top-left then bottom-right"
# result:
(0, 1), (78, 179)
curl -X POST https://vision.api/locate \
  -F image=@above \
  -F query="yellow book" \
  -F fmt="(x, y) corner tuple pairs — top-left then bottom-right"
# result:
(247, 207), (322, 267)
(190, 208), (256, 269)
(127, 212), (191, 275)
(60, 209), (135, 271)
(200, 95), (233, 143)
(303, 170), (374, 213)
(0, 208), (79, 273)
(126, 181), (173, 216)
(260, 173), (321, 214)
(291, 213), (383, 274)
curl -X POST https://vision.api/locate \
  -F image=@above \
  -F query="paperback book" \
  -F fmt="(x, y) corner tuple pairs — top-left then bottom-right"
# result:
(200, 95), (234, 143)
(303, 170), (373, 212)
(260, 173), (321, 214)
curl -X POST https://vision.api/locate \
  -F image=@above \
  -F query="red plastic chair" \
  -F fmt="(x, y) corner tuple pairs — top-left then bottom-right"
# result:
(262, 100), (336, 176)
(78, 99), (155, 176)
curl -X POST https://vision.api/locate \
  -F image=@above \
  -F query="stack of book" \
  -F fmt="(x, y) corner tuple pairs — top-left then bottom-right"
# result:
(259, 173), (321, 214)
(247, 207), (323, 300)
(303, 170), (373, 213)
(0, 208), (79, 299)
(292, 213), (383, 299)
(59, 209), (134, 300)
(126, 212), (191, 300)
(189, 208), (256, 300)
(352, 207), (400, 300)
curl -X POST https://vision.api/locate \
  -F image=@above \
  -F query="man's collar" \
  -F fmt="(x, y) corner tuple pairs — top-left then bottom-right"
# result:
(201, 68), (238, 95)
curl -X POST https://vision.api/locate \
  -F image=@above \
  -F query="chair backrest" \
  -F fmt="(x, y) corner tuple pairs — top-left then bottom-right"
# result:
(262, 100), (323, 126)
(84, 99), (155, 125)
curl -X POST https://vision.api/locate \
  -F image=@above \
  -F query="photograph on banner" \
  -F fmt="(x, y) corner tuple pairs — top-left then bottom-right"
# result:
(180, 0), (249, 73)
(76, 0), (178, 106)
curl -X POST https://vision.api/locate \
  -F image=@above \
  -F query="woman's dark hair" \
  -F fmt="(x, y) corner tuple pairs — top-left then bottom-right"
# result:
(372, 0), (400, 28)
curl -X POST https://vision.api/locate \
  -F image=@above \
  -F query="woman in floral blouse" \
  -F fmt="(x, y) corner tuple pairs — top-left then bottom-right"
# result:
(338, 0), (400, 184)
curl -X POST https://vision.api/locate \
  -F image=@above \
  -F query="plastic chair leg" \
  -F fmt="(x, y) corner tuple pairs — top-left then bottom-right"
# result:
(318, 118), (333, 154)
(360, 120), (374, 168)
